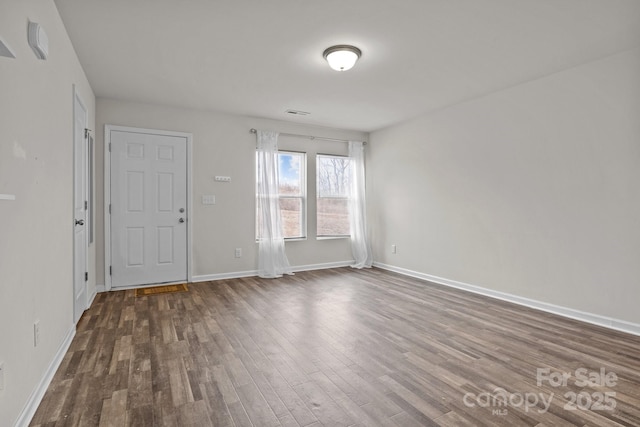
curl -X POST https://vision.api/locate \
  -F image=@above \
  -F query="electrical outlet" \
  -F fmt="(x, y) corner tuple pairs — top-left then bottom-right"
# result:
(235, 248), (242, 258)
(391, 244), (397, 254)
(34, 320), (40, 347)
(0, 361), (4, 390)
(214, 176), (231, 182)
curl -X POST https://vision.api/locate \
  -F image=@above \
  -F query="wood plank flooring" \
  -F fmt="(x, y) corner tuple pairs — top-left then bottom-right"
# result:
(30, 268), (640, 426)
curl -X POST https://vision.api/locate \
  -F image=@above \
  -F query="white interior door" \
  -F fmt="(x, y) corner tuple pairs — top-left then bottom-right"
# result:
(73, 91), (88, 323)
(110, 129), (188, 287)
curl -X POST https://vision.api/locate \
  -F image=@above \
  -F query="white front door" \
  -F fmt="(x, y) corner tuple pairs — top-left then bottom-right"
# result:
(73, 91), (88, 323)
(110, 129), (188, 287)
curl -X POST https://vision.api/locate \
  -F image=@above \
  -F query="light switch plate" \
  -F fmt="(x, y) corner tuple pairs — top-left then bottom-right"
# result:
(202, 195), (216, 205)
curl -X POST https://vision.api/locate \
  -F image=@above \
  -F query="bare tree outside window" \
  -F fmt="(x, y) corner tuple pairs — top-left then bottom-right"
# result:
(317, 155), (351, 236)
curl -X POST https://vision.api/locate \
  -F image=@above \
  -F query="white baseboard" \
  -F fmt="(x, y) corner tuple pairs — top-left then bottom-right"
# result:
(192, 270), (259, 282)
(14, 324), (76, 427)
(88, 288), (98, 307)
(95, 283), (106, 293)
(291, 260), (353, 273)
(192, 260), (354, 283)
(374, 262), (640, 337)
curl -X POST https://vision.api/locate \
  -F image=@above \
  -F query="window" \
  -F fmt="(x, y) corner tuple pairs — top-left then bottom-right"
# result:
(279, 152), (306, 238)
(256, 151), (306, 239)
(317, 154), (351, 237)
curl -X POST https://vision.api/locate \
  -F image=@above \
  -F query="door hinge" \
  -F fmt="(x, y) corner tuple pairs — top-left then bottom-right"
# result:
(84, 128), (92, 139)
(84, 200), (88, 210)
(109, 204), (111, 214)
(109, 266), (112, 275)
(85, 272), (88, 281)
(109, 142), (111, 152)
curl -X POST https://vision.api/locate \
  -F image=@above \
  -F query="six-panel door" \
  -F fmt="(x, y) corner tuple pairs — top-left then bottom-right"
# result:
(110, 130), (187, 287)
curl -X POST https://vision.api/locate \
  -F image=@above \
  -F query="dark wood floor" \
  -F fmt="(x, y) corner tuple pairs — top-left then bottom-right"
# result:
(30, 268), (640, 426)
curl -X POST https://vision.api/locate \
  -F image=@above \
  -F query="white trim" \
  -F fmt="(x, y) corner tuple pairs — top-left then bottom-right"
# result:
(14, 325), (76, 427)
(87, 287), (98, 307)
(291, 260), (353, 273)
(193, 270), (259, 282)
(192, 261), (354, 283)
(103, 126), (111, 290)
(104, 125), (193, 291)
(186, 137), (194, 284)
(72, 86), (89, 324)
(374, 262), (640, 337)
(316, 235), (350, 240)
(95, 283), (106, 293)
(110, 280), (190, 291)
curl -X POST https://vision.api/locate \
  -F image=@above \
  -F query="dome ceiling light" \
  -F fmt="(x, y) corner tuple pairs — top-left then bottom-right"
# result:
(323, 45), (362, 71)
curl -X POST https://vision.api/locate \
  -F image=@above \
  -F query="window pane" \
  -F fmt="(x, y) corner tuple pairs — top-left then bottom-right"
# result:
(317, 198), (349, 236)
(317, 155), (351, 236)
(317, 156), (350, 197)
(279, 153), (303, 195)
(256, 150), (306, 240)
(280, 198), (303, 238)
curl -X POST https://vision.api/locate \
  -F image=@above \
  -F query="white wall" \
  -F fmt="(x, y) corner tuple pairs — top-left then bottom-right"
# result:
(96, 99), (367, 284)
(0, 1), (96, 425)
(368, 48), (640, 325)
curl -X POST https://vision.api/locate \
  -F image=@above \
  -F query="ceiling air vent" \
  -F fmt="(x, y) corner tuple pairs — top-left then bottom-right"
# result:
(285, 109), (311, 116)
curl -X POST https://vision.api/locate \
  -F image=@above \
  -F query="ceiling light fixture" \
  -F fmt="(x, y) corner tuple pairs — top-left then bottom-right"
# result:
(323, 45), (361, 71)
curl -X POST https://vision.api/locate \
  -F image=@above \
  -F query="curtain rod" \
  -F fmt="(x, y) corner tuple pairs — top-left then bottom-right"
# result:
(250, 128), (366, 145)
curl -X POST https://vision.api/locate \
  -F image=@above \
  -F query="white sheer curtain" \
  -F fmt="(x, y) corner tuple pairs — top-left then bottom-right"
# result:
(256, 130), (293, 278)
(348, 141), (373, 268)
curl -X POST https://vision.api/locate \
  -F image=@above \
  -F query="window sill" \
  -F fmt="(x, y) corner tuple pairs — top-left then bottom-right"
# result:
(255, 237), (308, 243)
(317, 235), (350, 240)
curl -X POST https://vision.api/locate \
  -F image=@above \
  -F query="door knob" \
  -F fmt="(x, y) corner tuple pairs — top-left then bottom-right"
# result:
(75, 219), (84, 226)
(179, 218), (185, 223)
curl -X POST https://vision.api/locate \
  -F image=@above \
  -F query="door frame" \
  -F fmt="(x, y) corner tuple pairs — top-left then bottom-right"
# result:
(104, 124), (193, 291)
(73, 87), (88, 323)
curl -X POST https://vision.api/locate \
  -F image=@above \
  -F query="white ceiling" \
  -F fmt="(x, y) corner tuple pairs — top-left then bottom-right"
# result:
(54, 0), (640, 132)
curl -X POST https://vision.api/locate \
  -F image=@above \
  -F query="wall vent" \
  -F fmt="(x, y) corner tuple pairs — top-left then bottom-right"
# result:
(285, 109), (311, 116)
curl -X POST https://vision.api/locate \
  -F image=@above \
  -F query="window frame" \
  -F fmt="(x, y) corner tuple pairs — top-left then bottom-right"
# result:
(256, 150), (307, 241)
(316, 153), (351, 238)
